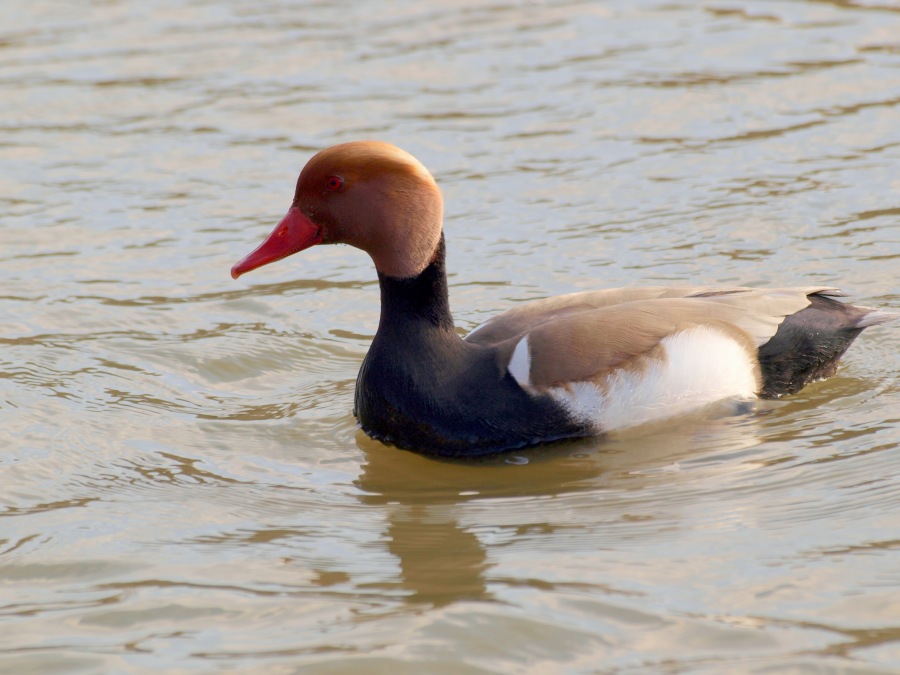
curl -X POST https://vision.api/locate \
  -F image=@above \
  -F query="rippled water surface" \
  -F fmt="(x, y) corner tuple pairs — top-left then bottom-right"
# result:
(3, 1), (900, 672)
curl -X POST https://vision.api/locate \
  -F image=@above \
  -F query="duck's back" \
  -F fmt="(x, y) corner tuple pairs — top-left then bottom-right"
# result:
(466, 286), (895, 400)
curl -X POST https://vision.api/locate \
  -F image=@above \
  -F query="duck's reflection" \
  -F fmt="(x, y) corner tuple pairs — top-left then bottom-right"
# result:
(383, 506), (490, 605)
(354, 403), (767, 607)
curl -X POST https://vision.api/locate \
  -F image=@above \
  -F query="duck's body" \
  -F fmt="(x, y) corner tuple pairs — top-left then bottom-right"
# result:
(232, 141), (896, 457)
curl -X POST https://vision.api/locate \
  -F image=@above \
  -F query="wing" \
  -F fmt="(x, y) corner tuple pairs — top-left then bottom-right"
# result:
(481, 287), (842, 388)
(468, 285), (840, 350)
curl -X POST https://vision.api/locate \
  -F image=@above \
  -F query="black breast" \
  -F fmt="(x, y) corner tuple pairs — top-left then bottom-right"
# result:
(354, 335), (588, 457)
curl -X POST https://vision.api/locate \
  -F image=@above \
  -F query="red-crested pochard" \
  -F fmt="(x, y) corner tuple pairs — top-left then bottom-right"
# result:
(231, 141), (896, 457)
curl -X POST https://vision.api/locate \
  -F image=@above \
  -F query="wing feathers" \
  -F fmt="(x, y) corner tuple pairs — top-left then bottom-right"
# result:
(468, 286), (834, 348)
(478, 287), (836, 388)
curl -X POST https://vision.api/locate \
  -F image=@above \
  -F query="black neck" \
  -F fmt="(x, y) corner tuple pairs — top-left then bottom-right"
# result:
(375, 234), (456, 336)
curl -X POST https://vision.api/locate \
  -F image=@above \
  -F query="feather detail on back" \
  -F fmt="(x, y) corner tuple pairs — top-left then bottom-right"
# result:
(473, 287), (838, 389)
(491, 300), (761, 389)
(466, 286), (839, 348)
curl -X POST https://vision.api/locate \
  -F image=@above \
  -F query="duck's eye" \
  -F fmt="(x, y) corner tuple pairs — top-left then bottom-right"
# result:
(325, 176), (344, 191)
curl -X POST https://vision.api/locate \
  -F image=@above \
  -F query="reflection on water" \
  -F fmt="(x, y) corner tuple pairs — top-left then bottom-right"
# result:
(357, 410), (766, 608)
(2, 0), (899, 671)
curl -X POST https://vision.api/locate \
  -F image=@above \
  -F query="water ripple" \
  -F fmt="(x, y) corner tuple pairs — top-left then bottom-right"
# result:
(2, 0), (900, 671)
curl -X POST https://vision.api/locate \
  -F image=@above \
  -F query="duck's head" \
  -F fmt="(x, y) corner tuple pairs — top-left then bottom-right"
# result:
(231, 141), (444, 280)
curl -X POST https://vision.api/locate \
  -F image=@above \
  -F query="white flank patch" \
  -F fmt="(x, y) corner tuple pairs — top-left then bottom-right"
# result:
(550, 326), (758, 432)
(507, 336), (532, 388)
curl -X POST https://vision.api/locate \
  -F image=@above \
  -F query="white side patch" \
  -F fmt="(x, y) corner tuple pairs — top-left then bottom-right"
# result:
(548, 381), (603, 422)
(507, 336), (532, 388)
(550, 326), (758, 432)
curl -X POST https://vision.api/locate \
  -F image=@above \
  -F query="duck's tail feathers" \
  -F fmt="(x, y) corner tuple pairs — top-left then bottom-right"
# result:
(854, 308), (899, 329)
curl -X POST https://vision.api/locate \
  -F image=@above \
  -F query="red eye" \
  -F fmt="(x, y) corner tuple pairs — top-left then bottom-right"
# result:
(325, 176), (344, 191)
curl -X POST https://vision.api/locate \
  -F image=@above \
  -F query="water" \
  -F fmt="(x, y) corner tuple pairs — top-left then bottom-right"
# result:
(2, 0), (899, 672)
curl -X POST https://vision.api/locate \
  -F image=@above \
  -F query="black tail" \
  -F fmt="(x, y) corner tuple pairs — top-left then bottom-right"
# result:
(758, 293), (896, 398)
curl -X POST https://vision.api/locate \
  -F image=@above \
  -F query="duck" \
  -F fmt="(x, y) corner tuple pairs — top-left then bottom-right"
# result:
(231, 141), (896, 457)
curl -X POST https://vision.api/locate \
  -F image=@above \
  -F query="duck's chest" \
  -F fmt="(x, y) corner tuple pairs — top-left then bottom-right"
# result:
(352, 342), (587, 457)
